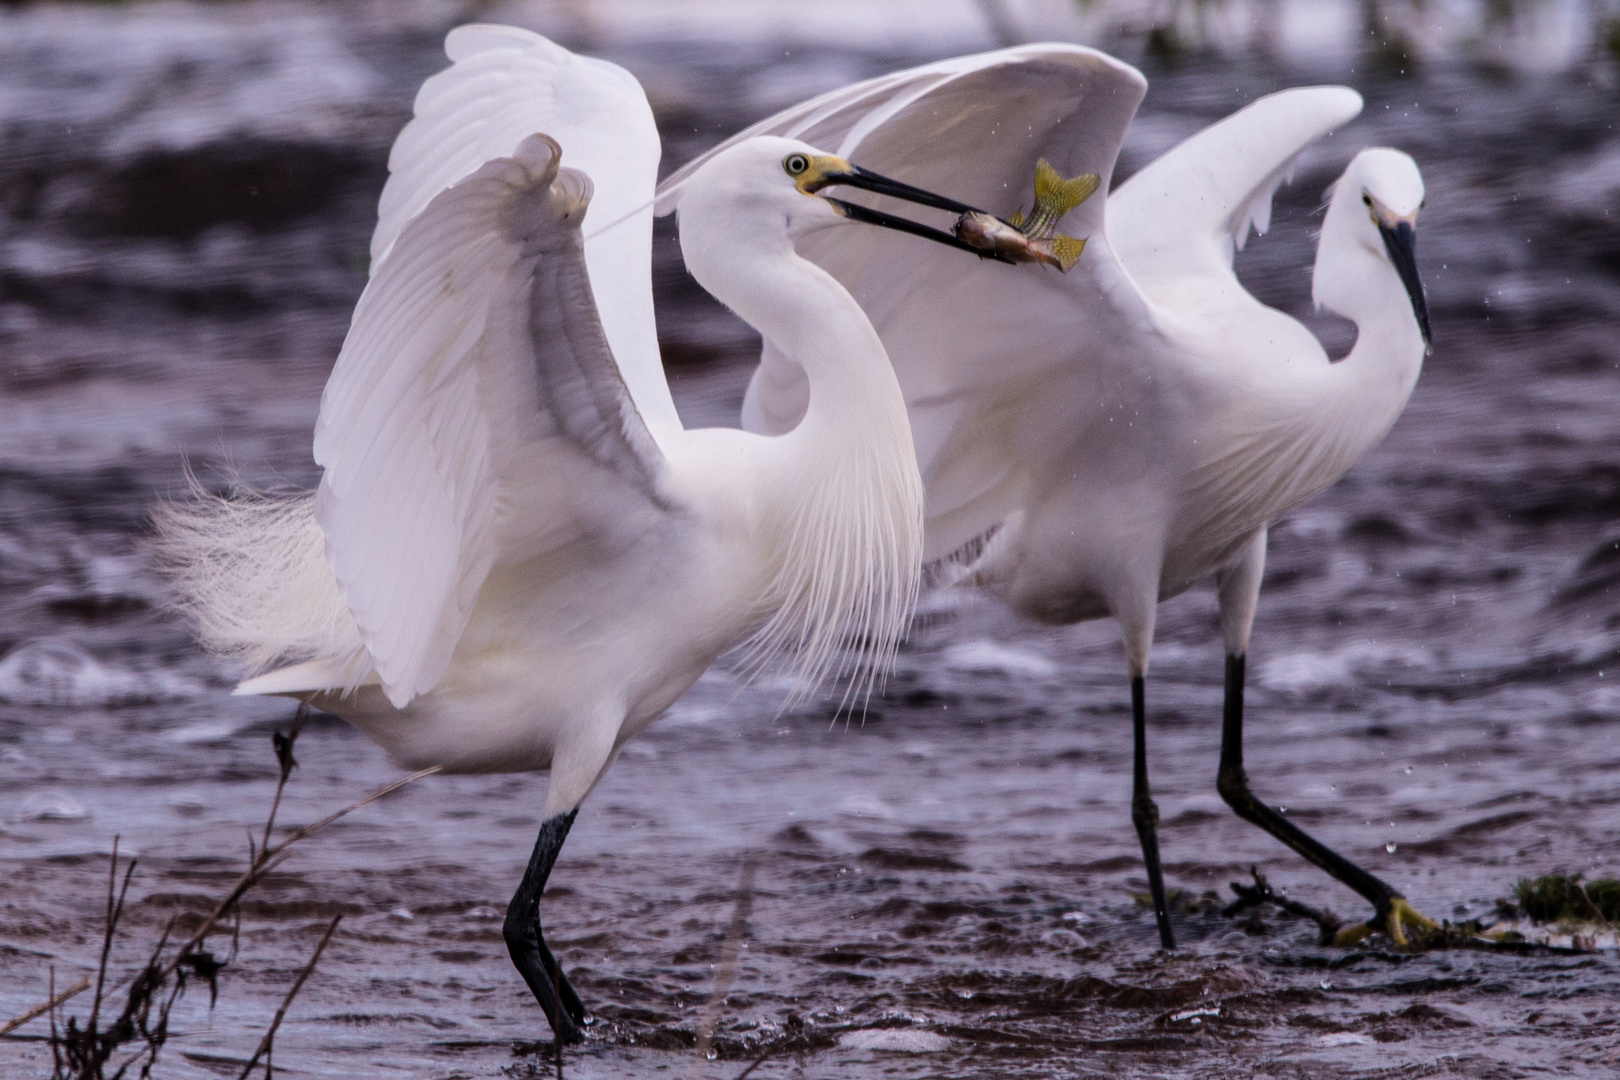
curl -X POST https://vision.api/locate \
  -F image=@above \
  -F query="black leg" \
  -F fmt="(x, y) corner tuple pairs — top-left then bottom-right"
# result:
(1131, 675), (1176, 950)
(504, 809), (586, 1043)
(1217, 654), (1434, 944)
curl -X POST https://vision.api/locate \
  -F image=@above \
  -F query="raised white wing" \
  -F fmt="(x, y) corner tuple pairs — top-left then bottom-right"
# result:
(1108, 86), (1362, 304)
(656, 43), (1138, 212)
(315, 134), (665, 707)
(373, 24), (679, 435)
(658, 45), (1151, 560)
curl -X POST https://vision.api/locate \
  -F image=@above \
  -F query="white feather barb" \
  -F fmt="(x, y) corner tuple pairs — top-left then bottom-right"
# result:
(151, 476), (370, 688)
(1228, 157), (1298, 258)
(737, 416), (924, 715)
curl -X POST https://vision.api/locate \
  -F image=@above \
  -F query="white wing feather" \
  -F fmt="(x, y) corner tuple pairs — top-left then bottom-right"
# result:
(374, 25), (679, 435)
(316, 133), (663, 707)
(1108, 86), (1363, 301)
(655, 43), (1128, 211)
(659, 45), (1151, 560)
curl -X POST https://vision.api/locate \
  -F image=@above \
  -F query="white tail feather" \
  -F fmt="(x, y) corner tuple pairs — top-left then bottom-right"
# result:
(151, 479), (369, 687)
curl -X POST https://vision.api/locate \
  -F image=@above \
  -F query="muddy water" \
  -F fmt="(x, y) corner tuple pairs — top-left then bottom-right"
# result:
(4, 2), (1620, 1077)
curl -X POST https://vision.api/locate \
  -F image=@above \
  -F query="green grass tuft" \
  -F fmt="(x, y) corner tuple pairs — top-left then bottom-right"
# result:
(1512, 873), (1620, 925)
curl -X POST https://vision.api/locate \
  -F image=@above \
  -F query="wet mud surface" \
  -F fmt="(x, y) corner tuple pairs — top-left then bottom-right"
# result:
(4, 2), (1620, 1077)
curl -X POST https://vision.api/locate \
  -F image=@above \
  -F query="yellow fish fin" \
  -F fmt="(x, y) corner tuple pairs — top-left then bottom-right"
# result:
(1050, 233), (1086, 272)
(1033, 159), (1101, 217)
(1007, 208), (1025, 228)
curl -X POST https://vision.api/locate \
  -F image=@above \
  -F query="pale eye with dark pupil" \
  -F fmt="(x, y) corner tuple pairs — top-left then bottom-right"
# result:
(783, 154), (809, 176)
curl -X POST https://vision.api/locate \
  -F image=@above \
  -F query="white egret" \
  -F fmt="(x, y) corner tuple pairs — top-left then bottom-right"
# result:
(660, 47), (1437, 948)
(157, 26), (997, 1042)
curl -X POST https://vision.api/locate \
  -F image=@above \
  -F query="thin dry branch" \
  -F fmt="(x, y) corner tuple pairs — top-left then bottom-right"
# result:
(259, 707), (307, 859)
(1223, 866), (1344, 943)
(88, 838), (137, 1040)
(686, 853), (760, 1080)
(11, 721), (440, 1079)
(160, 763), (439, 985)
(0, 978), (90, 1038)
(47, 840), (145, 1079)
(236, 914), (341, 1080)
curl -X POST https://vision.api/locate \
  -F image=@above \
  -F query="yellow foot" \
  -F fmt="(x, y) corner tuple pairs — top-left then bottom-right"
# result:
(1332, 921), (1375, 947)
(1385, 897), (1439, 948)
(1331, 898), (1439, 949)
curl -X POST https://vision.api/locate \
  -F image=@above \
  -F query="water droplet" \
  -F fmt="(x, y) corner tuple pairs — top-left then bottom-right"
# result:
(1320, 978), (1333, 990)
(1403, 766), (1413, 774)
(1386, 841), (1398, 854)
(706, 1049), (718, 1061)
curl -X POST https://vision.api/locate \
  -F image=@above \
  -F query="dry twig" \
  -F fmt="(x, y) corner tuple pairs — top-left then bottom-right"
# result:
(159, 760), (437, 988)
(1223, 866), (1345, 943)
(686, 853), (760, 1080)
(0, 978), (90, 1039)
(235, 914), (342, 1079)
(734, 1050), (773, 1080)
(10, 715), (438, 1079)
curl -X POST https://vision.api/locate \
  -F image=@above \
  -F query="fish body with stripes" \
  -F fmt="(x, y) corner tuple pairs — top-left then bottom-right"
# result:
(952, 158), (1098, 271)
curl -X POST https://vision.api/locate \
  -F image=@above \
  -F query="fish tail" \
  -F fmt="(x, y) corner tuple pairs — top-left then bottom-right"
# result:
(1033, 159), (1100, 217)
(1050, 233), (1086, 272)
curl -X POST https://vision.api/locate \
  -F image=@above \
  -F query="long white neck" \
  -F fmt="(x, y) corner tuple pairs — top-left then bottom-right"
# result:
(685, 224), (924, 705)
(1197, 166), (1428, 552)
(1312, 182), (1427, 438)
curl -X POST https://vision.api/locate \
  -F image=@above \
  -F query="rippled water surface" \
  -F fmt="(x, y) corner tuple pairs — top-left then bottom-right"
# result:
(4, 2), (1620, 1077)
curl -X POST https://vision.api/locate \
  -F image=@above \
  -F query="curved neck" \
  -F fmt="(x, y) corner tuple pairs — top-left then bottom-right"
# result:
(684, 225), (924, 704)
(1198, 197), (1428, 548)
(699, 232), (906, 436)
(1308, 191), (1427, 456)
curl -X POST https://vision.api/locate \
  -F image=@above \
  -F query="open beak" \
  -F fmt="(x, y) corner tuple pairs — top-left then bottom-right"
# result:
(803, 159), (1013, 263)
(1376, 216), (1431, 352)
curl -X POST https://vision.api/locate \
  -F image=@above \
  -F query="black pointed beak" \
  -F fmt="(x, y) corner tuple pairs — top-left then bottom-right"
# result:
(822, 196), (1014, 261)
(812, 165), (1011, 261)
(1377, 218), (1431, 352)
(813, 164), (984, 215)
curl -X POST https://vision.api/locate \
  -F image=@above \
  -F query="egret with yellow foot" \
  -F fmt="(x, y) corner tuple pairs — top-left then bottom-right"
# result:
(665, 44), (1441, 951)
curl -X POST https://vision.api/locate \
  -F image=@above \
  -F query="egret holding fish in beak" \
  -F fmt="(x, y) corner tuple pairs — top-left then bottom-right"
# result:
(156, 26), (1000, 1044)
(666, 47), (1438, 950)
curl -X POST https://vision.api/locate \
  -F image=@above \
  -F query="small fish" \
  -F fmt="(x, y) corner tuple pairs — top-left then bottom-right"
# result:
(953, 159), (1099, 272)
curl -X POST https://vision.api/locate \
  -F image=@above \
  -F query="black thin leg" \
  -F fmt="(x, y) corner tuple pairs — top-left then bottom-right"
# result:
(1217, 654), (1403, 920)
(1131, 675), (1176, 950)
(504, 808), (586, 1044)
